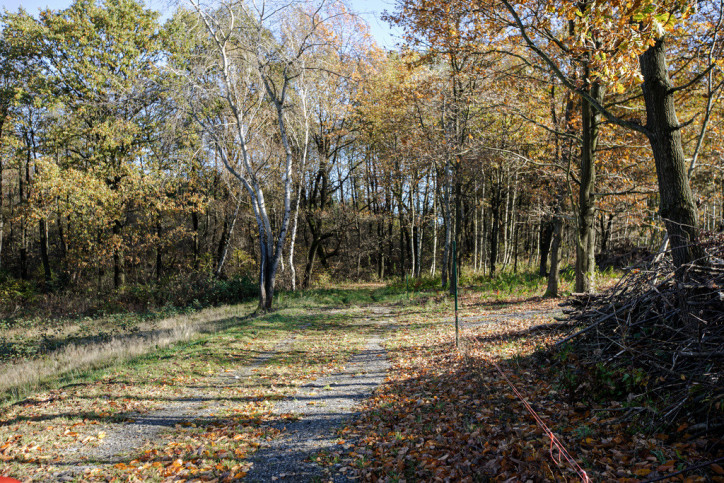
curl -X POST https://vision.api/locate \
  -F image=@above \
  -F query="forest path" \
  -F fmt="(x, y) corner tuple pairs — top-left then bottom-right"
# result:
(244, 308), (392, 482)
(32, 304), (395, 482)
(50, 333), (301, 480)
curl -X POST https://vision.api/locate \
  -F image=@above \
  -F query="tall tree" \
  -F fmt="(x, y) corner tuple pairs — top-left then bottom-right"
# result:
(173, 0), (344, 309)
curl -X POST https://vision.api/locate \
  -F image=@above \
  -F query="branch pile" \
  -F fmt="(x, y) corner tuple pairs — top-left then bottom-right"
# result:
(561, 234), (724, 433)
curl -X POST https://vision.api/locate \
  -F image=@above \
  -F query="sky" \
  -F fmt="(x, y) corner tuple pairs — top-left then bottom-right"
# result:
(0, 0), (402, 48)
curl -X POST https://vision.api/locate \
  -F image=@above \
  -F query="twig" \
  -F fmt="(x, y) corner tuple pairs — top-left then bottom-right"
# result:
(642, 456), (724, 482)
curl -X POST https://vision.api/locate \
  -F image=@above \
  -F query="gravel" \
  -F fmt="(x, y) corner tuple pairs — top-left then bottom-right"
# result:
(244, 330), (390, 482)
(48, 309), (393, 483)
(50, 335), (298, 478)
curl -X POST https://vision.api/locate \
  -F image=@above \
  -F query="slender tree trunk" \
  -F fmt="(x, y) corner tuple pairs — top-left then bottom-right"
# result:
(0, 215), (3, 271)
(474, 181), (479, 273)
(56, 207), (66, 261)
(192, 211), (200, 270)
(387, 218), (394, 275)
(545, 212), (563, 298)
(409, 185), (416, 277)
(513, 217), (519, 273)
(600, 213), (614, 253)
(400, 211), (406, 277)
(431, 174), (438, 276)
(575, 79), (602, 293)
(480, 176), (486, 275)
(0, 152), (3, 271)
(441, 162), (453, 287)
(288, 185), (302, 290)
(155, 221), (163, 281)
(19, 142), (28, 280)
(507, 171), (519, 267)
(113, 219), (126, 289)
(539, 219), (553, 277)
(639, 38), (703, 269)
(0, 105), (6, 271)
(501, 168), (510, 269)
(415, 180), (427, 278)
(490, 181), (501, 277)
(39, 218), (51, 283)
(97, 230), (104, 292)
(452, 158), (462, 294)
(215, 197), (242, 278)
(303, 238), (319, 288)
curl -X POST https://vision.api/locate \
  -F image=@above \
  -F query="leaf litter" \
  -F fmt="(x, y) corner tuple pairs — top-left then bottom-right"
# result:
(1, 293), (722, 482)
(324, 295), (723, 482)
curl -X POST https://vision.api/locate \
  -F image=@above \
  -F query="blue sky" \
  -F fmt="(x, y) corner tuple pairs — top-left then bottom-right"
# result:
(0, 0), (402, 48)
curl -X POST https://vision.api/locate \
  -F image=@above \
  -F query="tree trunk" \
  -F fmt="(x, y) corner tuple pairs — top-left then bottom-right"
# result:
(441, 162), (453, 287)
(39, 218), (51, 283)
(545, 194), (564, 298)
(600, 213), (614, 253)
(0, 104), (5, 271)
(575, 80), (601, 293)
(19, 225), (28, 280)
(639, 38), (703, 269)
(431, 174), (438, 276)
(513, 217), (519, 273)
(474, 180), (479, 273)
(480, 177), (487, 275)
(288, 170), (305, 290)
(490, 182), (501, 277)
(215, 198), (241, 278)
(113, 219), (125, 289)
(501, 168), (510, 269)
(538, 219), (553, 277)
(545, 213), (563, 298)
(57, 208), (66, 261)
(191, 211), (200, 270)
(302, 237), (319, 288)
(377, 218), (385, 279)
(452, 158), (462, 294)
(0, 152), (3, 271)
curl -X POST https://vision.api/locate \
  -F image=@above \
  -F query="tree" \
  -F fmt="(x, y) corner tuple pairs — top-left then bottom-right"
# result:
(173, 0), (341, 310)
(478, 0), (718, 270)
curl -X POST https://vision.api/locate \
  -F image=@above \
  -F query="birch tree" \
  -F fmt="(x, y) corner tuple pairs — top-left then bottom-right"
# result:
(172, 0), (330, 309)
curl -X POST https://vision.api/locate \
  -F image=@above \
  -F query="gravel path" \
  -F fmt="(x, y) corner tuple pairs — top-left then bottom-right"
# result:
(244, 327), (390, 482)
(51, 334), (298, 478)
(47, 308), (393, 482)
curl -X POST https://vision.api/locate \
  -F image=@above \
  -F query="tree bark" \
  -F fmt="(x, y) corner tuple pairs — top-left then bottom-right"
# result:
(538, 219), (553, 277)
(0, 103), (6, 271)
(575, 79), (602, 293)
(639, 38), (703, 269)
(430, 173), (438, 276)
(113, 220), (125, 289)
(191, 210), (200, 270)
(215, 197), (241, 278)
(490, 180), (502, 277)
(545, 195), (564, 298)
(155, 221), (162, 281)
(544, 214), (563, 298)
(39, 218), (51, 283)
(441, 161), (453, 287)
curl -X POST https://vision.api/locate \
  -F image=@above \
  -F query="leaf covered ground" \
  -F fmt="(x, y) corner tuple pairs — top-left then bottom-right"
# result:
(0, 283), (722, 482)
(318, 293), (723, 482)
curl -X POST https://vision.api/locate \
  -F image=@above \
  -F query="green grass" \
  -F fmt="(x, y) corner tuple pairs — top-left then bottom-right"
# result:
(0, 293), (410, 481)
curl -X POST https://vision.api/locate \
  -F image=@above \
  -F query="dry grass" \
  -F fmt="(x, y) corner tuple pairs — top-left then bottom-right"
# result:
(0, 303), (255, 401)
